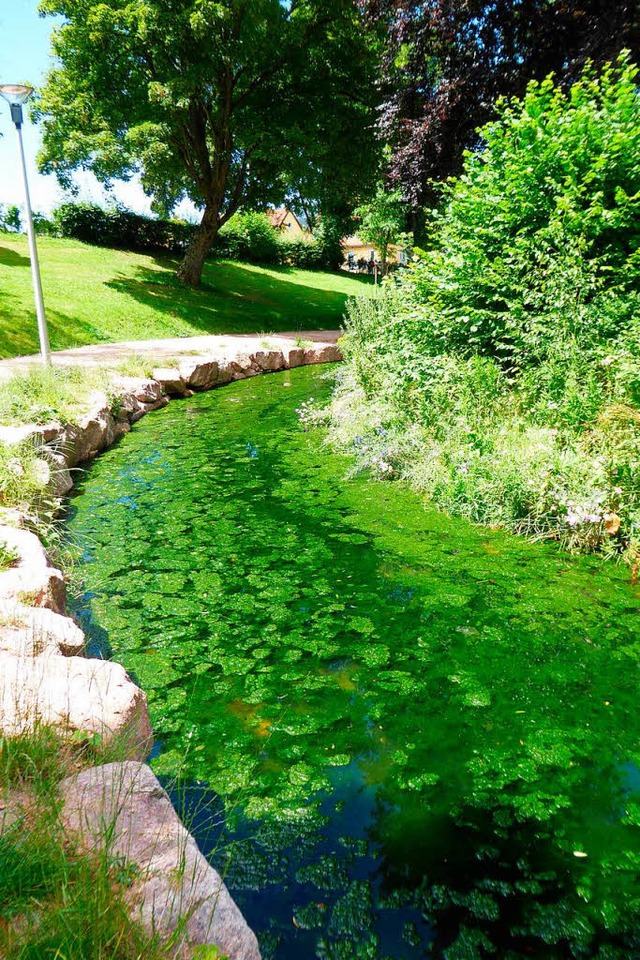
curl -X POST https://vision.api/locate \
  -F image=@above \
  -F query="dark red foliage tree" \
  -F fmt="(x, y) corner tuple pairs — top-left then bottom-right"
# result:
(365, 0), (640, 209)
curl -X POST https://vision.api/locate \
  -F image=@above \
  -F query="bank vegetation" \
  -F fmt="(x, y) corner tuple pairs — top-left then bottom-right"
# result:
(326, 56), (640, 562)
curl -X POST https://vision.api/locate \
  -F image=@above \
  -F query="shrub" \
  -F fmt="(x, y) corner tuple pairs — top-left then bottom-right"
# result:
(217, 211), (280, 263)
(0, 205), (22, 233)
(388, 54), (640, 373)
(50, 201), (342, 270)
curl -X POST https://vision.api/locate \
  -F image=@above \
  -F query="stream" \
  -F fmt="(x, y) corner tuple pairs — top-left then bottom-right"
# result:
(67, 364), (640, 959)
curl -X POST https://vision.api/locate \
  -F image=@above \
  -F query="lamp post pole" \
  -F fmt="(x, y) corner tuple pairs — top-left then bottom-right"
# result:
(0, 84), (51, 364)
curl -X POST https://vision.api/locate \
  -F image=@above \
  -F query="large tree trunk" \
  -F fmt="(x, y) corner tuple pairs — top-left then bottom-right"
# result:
(176, 204), (219, 287)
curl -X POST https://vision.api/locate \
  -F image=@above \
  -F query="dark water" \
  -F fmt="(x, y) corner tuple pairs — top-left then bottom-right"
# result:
(67, 365), (640, 959)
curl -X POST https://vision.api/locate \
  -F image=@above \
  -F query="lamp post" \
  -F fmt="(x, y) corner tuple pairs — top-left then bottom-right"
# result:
(0, 84), (50, 364)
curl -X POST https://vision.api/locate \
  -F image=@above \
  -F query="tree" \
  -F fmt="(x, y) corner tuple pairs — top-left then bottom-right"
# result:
(354, 185), (409, 274)
(364, 0), (640, 210)
(36, 0), (379, 286)
(0, 205), (22, 233)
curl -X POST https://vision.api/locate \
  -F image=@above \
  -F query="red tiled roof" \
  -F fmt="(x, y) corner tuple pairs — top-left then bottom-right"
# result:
(266, 207), (290, 229)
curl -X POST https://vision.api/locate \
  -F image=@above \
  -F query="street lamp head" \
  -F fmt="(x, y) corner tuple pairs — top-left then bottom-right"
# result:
(0, 85), (34, 128)
(0, 84), (34, 106)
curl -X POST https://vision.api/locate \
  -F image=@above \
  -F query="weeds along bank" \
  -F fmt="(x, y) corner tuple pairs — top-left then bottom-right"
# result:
(323, 56), (640, 562)
(0, 339), (339, 960)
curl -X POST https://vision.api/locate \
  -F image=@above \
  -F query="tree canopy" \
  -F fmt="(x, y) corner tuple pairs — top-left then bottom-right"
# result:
(36, 0), (379, 284)
(354, 185), (408, 272)
(365, 0), (640, 210)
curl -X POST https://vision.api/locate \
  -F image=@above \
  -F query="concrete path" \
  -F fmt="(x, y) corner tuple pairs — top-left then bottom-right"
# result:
(0, 330), (341, 379)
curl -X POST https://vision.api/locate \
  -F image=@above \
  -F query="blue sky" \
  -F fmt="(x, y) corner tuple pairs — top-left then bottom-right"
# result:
(0, 0), (158, 216)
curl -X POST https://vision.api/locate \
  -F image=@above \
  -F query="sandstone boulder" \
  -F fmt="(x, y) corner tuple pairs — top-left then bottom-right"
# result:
(60, 762), (261, 960)
(303, 343), (342, 364)
(113, 386), (168, 425)
(214, 362), (235, 385)
(0, 601), (84, 657)
(114, 377), (165, 406)
(42, 449), (74, 497)
(285, 347), (306, 368)
(251, 350), (286, 373)
(58, 394), (118, 467)
(152, 368), (190, 397)
(226, 355), (257, 378)
(179, 359), (220, 390)
(0, 654), (152, 759)
(0, 525), (66, 613)
(0, 422), (61, 447)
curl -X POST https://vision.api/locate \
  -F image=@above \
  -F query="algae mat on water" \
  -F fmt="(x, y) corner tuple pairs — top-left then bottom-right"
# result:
(68, 365), (640, 959)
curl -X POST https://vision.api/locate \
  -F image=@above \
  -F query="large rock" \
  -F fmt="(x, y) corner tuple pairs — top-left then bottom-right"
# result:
(58, 393), (118, 467)
(114, 377), (165, 406)
(151, 368), (190, 397)
(0, 422), (61, 447)
(114, 388), (169, 425)
(0, 654), (152, 759)
(60, 762), (261, 960)
(303, 343), (342, 364)
(42, 450), (74, 497)
(178, 359), (220, 391)
(112, 379), (169, 425)
(226, 355), (257, 378)
(214, 362), (235, 385)
(251, 350), (286, 373)
(0, 524), (66, 613)
(285, 347), (306, 369)
(0, 600), (84, 658)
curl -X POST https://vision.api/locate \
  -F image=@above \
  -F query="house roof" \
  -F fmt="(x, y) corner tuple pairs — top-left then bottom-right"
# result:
(266, 207), (303, 231)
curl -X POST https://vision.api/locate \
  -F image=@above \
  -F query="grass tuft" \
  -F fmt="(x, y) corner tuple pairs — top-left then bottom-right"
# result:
(0, 365), (110, 427)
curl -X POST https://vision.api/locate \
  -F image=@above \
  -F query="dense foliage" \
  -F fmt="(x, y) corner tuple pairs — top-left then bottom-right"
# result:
(330, 56), (640, 557)
(36, 0), (378, 285)
(365, 0), (640, 208)
(0, 206), (22, 234)
(353, 185), (409, 273)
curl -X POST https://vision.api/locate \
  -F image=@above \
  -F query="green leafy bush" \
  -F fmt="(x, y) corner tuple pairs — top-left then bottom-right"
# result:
(331, 55), (640, 558)
(217, 211), (281, 263)
(392, 54), (640, 372)
(0, 205), (22, 233)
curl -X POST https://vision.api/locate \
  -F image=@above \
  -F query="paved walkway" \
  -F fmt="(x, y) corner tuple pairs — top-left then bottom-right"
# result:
(0, 330), (341, 379)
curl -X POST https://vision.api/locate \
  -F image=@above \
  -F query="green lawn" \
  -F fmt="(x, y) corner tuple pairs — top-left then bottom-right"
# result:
(0, 233), (373, 358)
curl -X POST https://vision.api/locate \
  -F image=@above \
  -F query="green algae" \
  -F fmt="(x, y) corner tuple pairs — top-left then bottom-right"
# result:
(68, 365), (640, 958)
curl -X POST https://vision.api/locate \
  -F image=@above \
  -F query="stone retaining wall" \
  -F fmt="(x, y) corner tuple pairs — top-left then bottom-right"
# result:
(0, 339), (341, 959)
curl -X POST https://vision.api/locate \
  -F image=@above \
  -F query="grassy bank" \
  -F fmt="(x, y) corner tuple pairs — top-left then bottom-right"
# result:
(0, 233), (371, 359)
(0, 728), (199, 960)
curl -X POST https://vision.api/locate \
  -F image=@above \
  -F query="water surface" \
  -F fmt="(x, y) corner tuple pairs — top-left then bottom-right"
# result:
(68, 365), (640, 958)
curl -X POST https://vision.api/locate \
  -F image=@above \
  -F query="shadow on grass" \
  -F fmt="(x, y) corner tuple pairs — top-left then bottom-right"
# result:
(106, 258), (374, 335)
(0, 244), (30, 268)
(0, 304), (114, 360)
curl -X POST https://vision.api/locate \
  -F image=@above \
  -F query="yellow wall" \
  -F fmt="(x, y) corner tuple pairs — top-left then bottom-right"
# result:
(341, 238), (405, 264)
(279, 212), (306, 237)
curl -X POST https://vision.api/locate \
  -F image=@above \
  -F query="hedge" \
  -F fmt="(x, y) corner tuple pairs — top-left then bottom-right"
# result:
(50, 204), (343, 270)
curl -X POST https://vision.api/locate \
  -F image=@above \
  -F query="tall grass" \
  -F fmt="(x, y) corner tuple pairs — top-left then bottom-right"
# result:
(0, 727), (190, 960)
